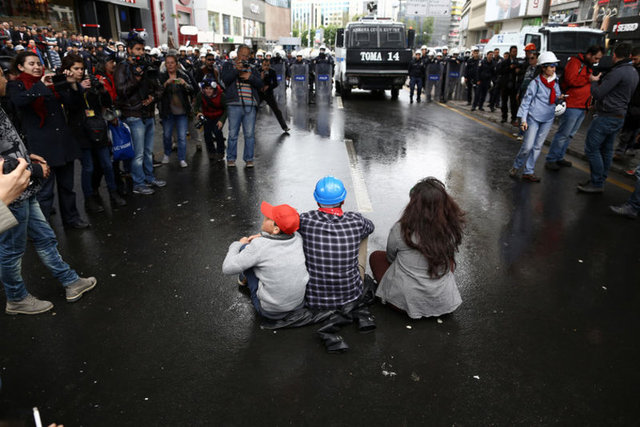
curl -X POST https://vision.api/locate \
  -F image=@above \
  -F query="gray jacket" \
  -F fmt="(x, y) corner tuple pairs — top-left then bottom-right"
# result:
(222, 232), (309, 313)
(592, 60), (639, 117)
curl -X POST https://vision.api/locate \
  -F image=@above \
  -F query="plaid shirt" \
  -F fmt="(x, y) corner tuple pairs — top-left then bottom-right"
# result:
(299, 210), (374, 310)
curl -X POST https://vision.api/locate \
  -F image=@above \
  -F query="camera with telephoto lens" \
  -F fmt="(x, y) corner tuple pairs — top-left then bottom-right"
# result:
(194, 114), (207, 129)
(241, 60), (250, 68)
(0, 155), (19, 175)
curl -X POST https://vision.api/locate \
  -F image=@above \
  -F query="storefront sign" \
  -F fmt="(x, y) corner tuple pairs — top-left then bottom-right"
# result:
(608, 16), (640, 39)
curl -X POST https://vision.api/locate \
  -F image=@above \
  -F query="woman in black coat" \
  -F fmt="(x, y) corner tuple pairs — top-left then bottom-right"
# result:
(7, 51), (87, 228)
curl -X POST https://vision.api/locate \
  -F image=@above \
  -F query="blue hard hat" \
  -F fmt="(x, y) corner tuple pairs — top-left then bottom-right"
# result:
(313, 176), (347, 205)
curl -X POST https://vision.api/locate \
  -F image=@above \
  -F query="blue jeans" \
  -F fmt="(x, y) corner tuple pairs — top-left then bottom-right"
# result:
(125, 117), (156, 187)
(81, 147), (117, 196)
(512, 117), (554, 175)
(409, 77), (423, 99)
(0, 196), (79, 301)
(227, 105), (257, 162)
(584, 115), (625, 187)
(162, 114), (188, 161)
(546, 108), (586, 163)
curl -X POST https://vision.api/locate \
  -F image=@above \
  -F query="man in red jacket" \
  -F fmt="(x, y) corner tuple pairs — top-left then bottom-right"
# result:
(545, 45), (604, 170)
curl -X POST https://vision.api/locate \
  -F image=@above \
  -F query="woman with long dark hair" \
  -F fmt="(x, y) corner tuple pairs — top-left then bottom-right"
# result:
(369, 177), (465, 318)
(7, 51), (87, 228)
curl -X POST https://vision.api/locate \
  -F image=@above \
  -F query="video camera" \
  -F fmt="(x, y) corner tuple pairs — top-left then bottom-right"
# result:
(194, 114), (207, 129)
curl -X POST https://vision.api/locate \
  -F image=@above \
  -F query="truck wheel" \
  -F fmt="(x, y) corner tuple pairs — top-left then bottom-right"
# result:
(391, 88), (399, 99)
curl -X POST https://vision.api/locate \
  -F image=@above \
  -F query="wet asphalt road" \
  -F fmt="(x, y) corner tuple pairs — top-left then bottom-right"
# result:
(1, 88), (639, 426)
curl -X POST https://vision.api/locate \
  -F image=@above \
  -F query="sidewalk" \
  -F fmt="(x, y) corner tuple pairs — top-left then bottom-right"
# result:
(446, 99), (637, 177)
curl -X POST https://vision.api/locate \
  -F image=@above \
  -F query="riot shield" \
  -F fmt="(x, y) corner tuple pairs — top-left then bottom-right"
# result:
(272, 62), (287, 108)
(445, 61), (462, 102)
(290, 62), (309, 105)
(314, 62), (332, 104)
(425, 62), (443, 102)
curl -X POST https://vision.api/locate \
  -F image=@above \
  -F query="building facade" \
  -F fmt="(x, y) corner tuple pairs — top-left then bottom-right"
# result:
(193, 0), (244, 51)
(265, 0), (292, 49)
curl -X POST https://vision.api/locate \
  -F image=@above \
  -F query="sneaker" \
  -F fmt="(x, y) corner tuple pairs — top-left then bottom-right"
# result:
(6, 294), (53, 315)
(245, 161), (254, 168)
(161, 155), (170, 164)
(180, 160), (188, 168)
(545, 161), (560, 171)
(522, 174), (541, 182)
(609, 203), (638, 219)
(227, 160), (236, 167)
(133, 185), (155, 195)
(556, 159), (573, 167)
(577, 182), (604, 193)
(625, 169), (637, 176)
(516, 135), (523, 141)
(509, 167), (519, 178)
(148, 179), (166, 188)
(65, 277), (97, 302)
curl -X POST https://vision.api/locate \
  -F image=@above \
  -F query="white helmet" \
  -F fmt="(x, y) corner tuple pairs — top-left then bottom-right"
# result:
(256, 50), (264, 57)
(178, 46), (186, 52)
(229, 50), (237, 59)
(538, 51), (559, 66)
(428, 50), (435, 57)
(160, 44), (168, 52)
(319, 45), (327, 51)
(442, 45), (449, 51)
(420, 45), (428, 50)
(451, 48), (460, 55)
(555, 101), (567, 117)
(150, 47), (161, 57)
(415, 49), (422, 56)
(200, 52), (206, 58)
(266, 51), (272, 58)
(186, 46), (194, 52)
(144, 45), (151, 52)
(471, 45), (479, 51)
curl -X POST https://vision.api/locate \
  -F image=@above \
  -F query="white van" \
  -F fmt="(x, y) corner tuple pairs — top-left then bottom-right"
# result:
(484, 25), (605, 60)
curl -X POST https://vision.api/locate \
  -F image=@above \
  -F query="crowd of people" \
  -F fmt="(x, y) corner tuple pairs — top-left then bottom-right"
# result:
(409, 42), (640, 218)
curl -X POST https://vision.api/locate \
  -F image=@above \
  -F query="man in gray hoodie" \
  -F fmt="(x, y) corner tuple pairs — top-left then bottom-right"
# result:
(579, 43), (639, 193)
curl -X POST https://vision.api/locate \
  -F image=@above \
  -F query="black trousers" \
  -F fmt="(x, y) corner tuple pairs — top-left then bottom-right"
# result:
(466, 81), (474, 104)
(37, 160), (81, 224)
(501, 87), (518, 121)
(473, 82), (490, 109)
(488, 83), (500, 108)
(203, 118), (225, 155)
(260, 91), (288, 130)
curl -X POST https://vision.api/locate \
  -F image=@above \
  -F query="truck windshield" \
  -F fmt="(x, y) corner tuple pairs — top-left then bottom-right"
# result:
(348, 25), (405, 48)
(547, 31), (605, 53)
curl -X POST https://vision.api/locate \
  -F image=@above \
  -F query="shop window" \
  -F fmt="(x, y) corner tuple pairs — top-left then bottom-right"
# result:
(209, 12), (220, 34)
(223, 14), (231, 35)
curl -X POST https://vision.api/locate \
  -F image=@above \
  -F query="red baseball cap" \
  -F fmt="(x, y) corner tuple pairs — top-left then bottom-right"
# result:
(260, 201), (300, 234)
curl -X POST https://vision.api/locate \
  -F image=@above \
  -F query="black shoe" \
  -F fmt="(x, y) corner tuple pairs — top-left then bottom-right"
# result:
(283, 127), (290, 133)
(556, 159), (572, 167)
(478, 107), (485, 111)
(545, 161), (560, 171)
(109, 190), (127, 207)
(65, 220), (90, 229)
(490, 107), (495, 112)
(501, 118), (507, 123)
(416, 97), (421, 103)
(409, 98), (413, 103)
(577, 182), (604, 193)
(85, 195), (104, 213)
(471, 107), (476, 111)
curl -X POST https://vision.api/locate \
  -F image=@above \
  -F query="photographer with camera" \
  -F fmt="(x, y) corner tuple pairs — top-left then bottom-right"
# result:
(59, 54), (126, 213)
(114, 32), (165, 195)
(159, 53), (194, 168)
(6, 51), (90, 228)
(221, 45), (264, 168)
(193, 79), (227, 162)
(0, 63), (97, 315)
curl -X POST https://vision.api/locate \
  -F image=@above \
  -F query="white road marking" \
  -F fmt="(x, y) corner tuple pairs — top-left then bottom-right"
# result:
(336, 96), (344, 109)
(344, 139), (373, 212)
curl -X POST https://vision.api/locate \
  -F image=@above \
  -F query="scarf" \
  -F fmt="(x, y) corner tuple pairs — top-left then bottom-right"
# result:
(539, 74), (557, 105)
(318, 207), (344, 216)
(16, 72), (48, 127)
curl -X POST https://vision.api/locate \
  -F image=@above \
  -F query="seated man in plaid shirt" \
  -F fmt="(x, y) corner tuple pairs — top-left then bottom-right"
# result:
(299, 176), (375, 310)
